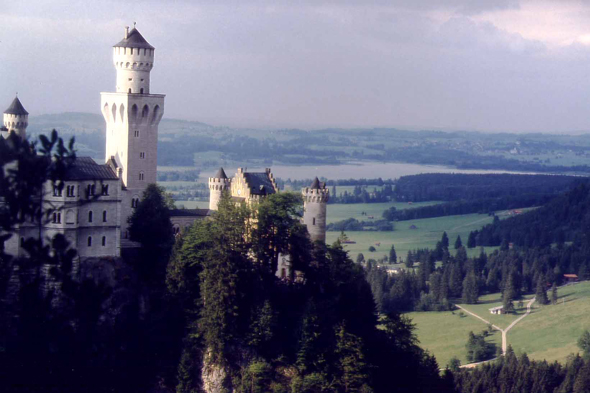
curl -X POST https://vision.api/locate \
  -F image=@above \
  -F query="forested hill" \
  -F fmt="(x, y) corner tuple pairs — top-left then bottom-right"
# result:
(472, 181), (590, 247)
(394, 173), (579, 202)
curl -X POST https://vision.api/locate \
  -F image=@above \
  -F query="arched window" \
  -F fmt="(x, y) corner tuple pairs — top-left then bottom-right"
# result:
(128, 88), (132, 94)
(119, 104), (125, 122)
(87, 237), (92, 247)
(131, 104), (138, 122)
(140, 88), (144, 94)
(103, 211), (107, 222)
(141, 105), (149, 121)
(151, 105), (160, 125)
(88, 211), (93, 223)
(103, 103), (109, 121)
(111, 103), (117, 123)
(313, 217), (316, 226)
(102, 236), (106, 246)
(139, 172), (144, 181)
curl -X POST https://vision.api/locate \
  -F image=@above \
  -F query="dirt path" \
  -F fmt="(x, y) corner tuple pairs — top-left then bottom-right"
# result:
(456, 297), (536, 368)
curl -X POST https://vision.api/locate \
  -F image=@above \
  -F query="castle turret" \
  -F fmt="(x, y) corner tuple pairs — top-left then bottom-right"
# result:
(3, 96), (29, 139)
(113, 24), (155, 95)
(209, 167), (231, 211)
(101, 24), (165, 238)
(302, 177), (329, 243)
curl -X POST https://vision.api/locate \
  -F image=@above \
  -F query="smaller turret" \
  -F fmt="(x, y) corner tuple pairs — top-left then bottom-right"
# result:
(208, 167), (231, 211)
(302, 177), (329, 243)
(3, 96), (29, 139)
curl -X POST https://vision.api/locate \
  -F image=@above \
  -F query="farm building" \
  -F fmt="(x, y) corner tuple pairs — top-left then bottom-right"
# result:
(489, 306), (504, 315)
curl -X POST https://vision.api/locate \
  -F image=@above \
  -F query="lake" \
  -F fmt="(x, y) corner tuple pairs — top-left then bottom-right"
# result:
(197, 161), (532, 181)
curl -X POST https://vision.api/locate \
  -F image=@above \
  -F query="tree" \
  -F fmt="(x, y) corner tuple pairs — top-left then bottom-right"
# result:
(334, 324), (371, 392)
(356, 253), (365, 264)
(128, 183), (175, 279)
(467, 231), (477, 248)
(503, 273), (516, 313)
(551, 283), (558, 305)
(536, 275), (549, 305)
(389, 244), (397, 264)
(578, 330), (590, 359)
(441, 232), (449, 250)
(462, 271), (479, 304)
(454, 235), (463, 250)
(448, 357), (461, 372)
(368, 246), (376, 252)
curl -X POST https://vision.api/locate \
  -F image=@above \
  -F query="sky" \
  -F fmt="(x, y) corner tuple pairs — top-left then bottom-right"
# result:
(2, 0), (590, 133)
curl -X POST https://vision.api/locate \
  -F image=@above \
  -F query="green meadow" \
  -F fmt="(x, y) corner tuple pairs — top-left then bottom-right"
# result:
(456, 293), (535, 330)
(509, 281), (590, 363)
(326, 212), (498, 262)
(405, 310), (502, 368)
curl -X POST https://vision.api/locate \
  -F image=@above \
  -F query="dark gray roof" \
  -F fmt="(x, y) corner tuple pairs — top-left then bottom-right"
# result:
(113, 27), (154, 49)
(4, 97), (28, 115)
(310, 177), (321, 189)
(214, 167), (228, 179)
(64, 157), (119, 181)
(170, 209), (210, 217)
(243, 172), (276, 195)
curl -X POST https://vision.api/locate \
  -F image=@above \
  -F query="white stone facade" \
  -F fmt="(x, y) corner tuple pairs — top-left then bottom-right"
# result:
(101, 26), (165, 237)
(302, 179), (329, 244)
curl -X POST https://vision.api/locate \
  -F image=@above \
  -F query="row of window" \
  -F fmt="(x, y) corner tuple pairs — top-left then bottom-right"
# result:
(51, 210), (108, 224)
(115, 47), (154, 56)
(87, 236), (107, 247)
(20, 236), (108, 248)
(53, 184), (109, 197)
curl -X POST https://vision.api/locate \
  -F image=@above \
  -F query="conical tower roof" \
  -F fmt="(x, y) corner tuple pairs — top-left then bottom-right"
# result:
(4, 96), (28, 116)
(114, 27), (154, 49)
(310, 177), (321, 189)
(214, 167), (228, 179)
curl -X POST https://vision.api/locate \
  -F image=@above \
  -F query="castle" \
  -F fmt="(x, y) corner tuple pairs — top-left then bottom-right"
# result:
(2, 26), (328, 262)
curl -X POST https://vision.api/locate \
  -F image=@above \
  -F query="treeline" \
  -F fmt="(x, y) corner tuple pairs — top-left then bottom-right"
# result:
(382, 194), (554, 221)
(471, 182), (590, 247)
(327, 218), (394, 232)
(394, 173), (577, 202)
(157, 169), (201, 182)
(453, 349), (590, 393)
(279, 177), (395, 189)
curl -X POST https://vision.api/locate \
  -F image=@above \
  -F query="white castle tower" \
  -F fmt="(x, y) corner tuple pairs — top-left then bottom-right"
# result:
(100, 25), (165, 237)
(3, 96), (29, 139)
(208, 167), (231, 211)
(302, 177), (329, 243)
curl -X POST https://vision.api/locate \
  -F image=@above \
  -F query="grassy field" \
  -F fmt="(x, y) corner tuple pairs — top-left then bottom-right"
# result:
(326, 213), (498, 262)
(509, 281), (590, 363)
(405, 310), (502, 368)
(327, 201), (441, 224)
(174, 200), (210, 209)
(456, 292), (535, 330)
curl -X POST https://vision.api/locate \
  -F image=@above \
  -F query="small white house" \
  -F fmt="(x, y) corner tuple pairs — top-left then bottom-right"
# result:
(489, 306), (504, 315)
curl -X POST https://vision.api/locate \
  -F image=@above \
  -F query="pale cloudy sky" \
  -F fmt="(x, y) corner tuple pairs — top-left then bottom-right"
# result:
(2, 0), (590, 132)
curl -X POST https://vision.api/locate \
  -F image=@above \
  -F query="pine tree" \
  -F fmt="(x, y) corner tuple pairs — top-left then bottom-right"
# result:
(462, 271), (479, 304)
(455, 235), (463, 250)
(450, 262), (463, 298)
(578, 330), (590, 359)
(441, 232), (449, 250)
(334, 324), (371, 393)
(536, 275), (549, 305)
(551, 283), (558, 305)
(389, 244), (397, 264)
(467, 231), (477, 248)
(503, 273), (516, 313)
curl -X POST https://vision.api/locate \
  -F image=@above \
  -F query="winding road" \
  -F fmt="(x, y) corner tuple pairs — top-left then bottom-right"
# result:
(455, 297), (536, 368)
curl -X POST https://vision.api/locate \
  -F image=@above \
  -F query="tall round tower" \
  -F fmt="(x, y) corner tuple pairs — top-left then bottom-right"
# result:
(209, 167), (231, 211)
(302, 177), (329, 243)
(113, 24), (155, 95)
(3, 96), (29, 139)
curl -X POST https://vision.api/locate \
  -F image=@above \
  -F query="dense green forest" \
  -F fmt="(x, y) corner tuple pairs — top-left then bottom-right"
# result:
(393, 173), (577, 202)
(471, 182), (590, 247)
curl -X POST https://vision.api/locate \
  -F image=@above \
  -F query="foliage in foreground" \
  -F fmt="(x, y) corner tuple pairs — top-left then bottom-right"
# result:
(167, 192), (452, 392)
